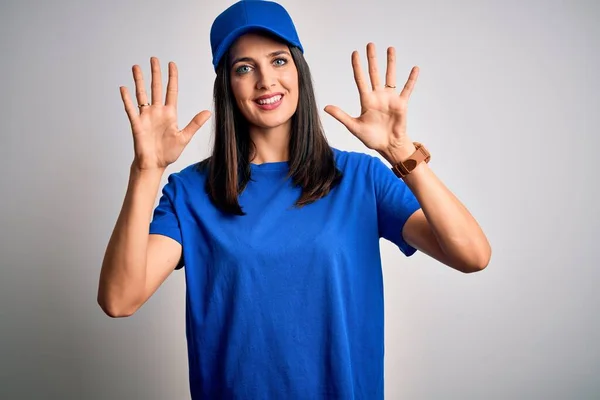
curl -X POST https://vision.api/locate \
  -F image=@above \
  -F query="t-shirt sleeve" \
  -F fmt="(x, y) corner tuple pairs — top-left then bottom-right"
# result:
(371, 156), (422, 256)
(149, 173), (184, 269)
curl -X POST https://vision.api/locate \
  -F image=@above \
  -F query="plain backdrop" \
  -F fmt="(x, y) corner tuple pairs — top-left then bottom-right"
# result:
(1, 0), (599, 398)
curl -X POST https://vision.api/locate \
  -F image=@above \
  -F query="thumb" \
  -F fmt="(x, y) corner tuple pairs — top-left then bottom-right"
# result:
(181, 110), (212, 142)
(324, 105), (358, 134)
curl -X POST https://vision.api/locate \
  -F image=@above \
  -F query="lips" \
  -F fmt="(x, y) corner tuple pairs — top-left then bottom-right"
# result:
(254, 93), (284, 110)
(254, 93), (283, 105)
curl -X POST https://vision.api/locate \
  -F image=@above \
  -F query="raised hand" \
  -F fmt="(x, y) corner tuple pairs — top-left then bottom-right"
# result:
(324, 43), (419, 157)
(120, 57), (211, 170)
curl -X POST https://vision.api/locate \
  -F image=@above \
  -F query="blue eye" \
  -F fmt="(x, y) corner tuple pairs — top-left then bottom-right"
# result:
(235, 65), (251, 74)
(274, 58), (287, 66)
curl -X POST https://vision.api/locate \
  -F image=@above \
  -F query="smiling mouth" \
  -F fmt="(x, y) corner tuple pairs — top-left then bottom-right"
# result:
(255, 94), (283, 105)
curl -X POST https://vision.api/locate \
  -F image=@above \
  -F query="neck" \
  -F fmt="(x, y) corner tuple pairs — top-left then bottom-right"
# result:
(249, 121), (291, 164)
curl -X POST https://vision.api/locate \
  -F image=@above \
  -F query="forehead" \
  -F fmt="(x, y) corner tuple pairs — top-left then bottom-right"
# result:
(229, 32), (289, 58)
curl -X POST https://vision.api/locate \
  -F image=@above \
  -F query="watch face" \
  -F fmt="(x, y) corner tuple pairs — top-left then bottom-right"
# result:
(404, 159), (418, 171)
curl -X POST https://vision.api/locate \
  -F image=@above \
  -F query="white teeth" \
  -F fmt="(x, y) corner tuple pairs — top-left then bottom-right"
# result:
(257, 95), (282, 105)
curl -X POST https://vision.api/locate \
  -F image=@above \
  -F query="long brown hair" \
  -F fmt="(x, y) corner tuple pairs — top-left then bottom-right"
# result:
(199, 35), (342, 216)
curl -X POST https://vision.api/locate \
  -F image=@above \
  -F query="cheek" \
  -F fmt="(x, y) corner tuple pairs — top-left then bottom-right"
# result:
(282, 72), (299, 105)
(283, 71), (299, 92)
(231, 79), (251, 101)
(230, 82), (254, 115)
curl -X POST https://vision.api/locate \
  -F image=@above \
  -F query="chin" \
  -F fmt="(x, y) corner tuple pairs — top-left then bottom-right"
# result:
(245, 107), (295, 130)
(255, 114), (294, 129)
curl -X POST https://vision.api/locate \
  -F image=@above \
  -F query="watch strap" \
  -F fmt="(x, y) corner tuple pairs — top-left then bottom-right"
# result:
(391, 142), (431, 178)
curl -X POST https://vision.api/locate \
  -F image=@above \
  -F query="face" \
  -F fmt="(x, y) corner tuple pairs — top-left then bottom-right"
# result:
(228, 33), (299, 131)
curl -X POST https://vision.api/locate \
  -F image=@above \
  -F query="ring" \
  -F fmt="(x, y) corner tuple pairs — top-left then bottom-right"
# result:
(384, 84), (396, 89)
(138, 103), (150, 108)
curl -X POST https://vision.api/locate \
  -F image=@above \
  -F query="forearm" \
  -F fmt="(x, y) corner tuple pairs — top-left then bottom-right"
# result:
(381, 144), (491, 268)
(98, 163), (165, 317)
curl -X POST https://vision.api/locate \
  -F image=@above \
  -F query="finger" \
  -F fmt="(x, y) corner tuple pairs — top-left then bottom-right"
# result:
(366, 42), (381, 90)
(351, 51), (369, 97)
(400, 66), (420, 99)
(165, 62), (178, 108)
(132, 64), (149, 108)
(181, 110), (212, 142)
(120, 86), (139, 127)
(324, 105), (359, 134)
(385, 47), (396, 89)
(150, 57), (162, 105)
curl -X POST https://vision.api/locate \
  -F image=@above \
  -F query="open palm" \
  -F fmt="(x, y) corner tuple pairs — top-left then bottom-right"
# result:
(325, 43), (419, 153)
(120, 57), (211, 170)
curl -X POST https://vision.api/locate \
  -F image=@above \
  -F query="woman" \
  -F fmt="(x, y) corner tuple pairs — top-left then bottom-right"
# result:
(98, 0), (491, 398)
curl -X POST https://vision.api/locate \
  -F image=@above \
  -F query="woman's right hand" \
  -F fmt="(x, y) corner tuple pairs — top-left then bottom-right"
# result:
(120, 57), (212, 171)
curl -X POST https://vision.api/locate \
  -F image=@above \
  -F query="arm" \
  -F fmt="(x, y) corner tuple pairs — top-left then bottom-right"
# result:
(98, 57), (211, 317)
(383, 144), (492, 273)
(97, 163), (182, 318)
(323, 43), (490, 273)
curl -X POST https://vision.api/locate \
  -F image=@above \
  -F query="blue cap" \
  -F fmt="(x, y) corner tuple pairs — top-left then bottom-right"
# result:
(210, 0), (304, 71)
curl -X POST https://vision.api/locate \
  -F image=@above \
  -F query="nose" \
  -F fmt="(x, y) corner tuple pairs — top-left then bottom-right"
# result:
(255, 68), (276, 90)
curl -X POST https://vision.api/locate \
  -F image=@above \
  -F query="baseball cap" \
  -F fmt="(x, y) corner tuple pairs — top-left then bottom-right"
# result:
(209, 0), (304, 71)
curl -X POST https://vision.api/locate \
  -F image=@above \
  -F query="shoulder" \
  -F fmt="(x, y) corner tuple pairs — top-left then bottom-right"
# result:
(331, 147), (408, 197)
(159, 160), (209, 200)
(165, 159), (208, 184)
(331, 147), (388, 176)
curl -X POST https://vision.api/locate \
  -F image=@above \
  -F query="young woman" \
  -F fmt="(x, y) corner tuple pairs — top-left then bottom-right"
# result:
(98, 1), (491, 398)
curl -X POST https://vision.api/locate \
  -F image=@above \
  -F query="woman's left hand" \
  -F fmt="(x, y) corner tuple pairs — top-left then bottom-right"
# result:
(325, 43), (419, 159)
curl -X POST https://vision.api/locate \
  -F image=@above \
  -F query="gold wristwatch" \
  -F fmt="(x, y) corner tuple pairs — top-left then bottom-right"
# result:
(391, 142), (431, 178)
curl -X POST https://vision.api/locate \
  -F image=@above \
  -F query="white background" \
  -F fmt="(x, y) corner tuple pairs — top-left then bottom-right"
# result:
(1, 0), (598, 398)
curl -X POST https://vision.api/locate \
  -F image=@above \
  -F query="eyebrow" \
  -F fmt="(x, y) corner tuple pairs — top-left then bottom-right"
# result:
(230, 50), (291, 66)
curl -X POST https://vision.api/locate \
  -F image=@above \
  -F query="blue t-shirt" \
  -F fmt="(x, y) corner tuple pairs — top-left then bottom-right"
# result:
(149, 148), (421, 399)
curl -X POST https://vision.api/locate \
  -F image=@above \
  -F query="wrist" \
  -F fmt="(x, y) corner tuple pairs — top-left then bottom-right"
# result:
(130, 161), (166, 178)
(379, 142), (417, 165)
